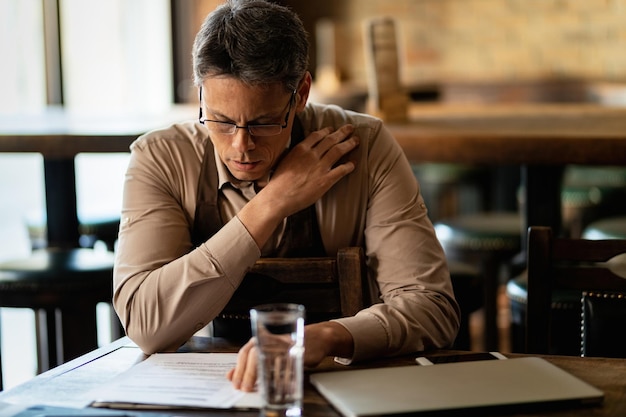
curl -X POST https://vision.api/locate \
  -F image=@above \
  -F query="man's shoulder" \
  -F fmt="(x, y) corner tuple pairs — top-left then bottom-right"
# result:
(303, 102), (383, 132)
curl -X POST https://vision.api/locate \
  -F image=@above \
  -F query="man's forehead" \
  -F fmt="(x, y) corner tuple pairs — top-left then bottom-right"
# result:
(202, 76), (285, 94)
(201, 81), (291, 117)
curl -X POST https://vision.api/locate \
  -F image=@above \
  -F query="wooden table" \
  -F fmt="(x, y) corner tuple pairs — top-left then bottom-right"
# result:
(0, 336), (624, 417)
(0, 106), (194, 247)
(389, 103), (626, 238)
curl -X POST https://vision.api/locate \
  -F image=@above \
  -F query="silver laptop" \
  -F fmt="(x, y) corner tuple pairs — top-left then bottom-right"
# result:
(309, 357), (603, 417)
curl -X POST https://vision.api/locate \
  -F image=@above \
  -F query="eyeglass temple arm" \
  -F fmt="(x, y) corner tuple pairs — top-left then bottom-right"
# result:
(198, 86), (203, 120)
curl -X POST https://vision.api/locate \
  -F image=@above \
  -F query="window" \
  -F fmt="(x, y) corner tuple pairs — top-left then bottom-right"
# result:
(60, 0), (172, 112)
(59, 0), (172, 228)
(0, 0), (46, 112)
(0, 0), (173, 389)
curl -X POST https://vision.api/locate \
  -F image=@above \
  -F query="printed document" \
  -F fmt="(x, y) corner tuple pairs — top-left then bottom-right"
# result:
(89, 352), (261, 410)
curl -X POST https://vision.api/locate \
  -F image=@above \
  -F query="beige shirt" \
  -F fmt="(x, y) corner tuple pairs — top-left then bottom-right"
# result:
(113, 102), (460, 362)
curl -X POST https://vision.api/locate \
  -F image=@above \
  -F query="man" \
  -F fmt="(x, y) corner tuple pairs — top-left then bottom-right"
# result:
(113, 0), (459, 392)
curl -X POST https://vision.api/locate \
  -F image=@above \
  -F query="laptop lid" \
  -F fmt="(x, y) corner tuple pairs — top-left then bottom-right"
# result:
(309, 357), (603, 417)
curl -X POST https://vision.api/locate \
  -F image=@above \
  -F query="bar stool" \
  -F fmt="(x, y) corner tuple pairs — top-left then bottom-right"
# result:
(434, 212), (522, 350)
(412, 163), (491, 224)
(0, 247), (119, 385)
(561, 166), (626, 238)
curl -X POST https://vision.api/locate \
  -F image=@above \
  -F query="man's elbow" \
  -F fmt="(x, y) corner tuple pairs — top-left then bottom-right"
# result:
(125, 325), (184, 355)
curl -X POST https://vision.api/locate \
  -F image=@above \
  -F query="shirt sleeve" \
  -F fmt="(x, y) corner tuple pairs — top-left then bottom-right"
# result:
(113, 131), (260, 354)
(329, 121), (461, 363)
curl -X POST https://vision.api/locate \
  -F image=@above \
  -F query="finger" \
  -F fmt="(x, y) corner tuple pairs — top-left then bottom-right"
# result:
(325, 157), (357, 185)
(240, 345), (259, 392)
(229, 338), (255, 389)
(302, 126), (334, 149)
(324, 134), (359, 170)
(312, 125), (355, 157)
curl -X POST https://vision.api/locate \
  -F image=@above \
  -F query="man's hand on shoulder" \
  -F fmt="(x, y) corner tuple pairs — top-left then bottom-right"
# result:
(237, 124), (359, 250)
(265, 124), (360, 217)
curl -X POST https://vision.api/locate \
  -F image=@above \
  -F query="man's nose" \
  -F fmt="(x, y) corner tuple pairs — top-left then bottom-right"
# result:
(231, 128), (255, 152)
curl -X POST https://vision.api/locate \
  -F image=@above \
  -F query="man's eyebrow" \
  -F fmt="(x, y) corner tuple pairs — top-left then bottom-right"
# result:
(204, 107), (235, 122)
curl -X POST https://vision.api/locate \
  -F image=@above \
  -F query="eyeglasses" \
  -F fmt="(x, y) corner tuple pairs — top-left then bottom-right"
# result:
(198, 87), (295, 137)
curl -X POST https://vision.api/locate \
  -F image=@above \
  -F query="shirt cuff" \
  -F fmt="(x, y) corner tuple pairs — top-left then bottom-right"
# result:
(331, 312), (389, 364)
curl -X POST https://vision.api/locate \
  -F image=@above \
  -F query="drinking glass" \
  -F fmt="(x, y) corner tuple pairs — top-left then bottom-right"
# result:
(250, 303), (305, 417)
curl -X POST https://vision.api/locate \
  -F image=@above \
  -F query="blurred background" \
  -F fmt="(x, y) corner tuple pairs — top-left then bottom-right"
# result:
(1, 0), (625, 389)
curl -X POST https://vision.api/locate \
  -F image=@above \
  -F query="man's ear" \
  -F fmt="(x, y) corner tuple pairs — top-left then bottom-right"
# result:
(295, 72), (312, 112)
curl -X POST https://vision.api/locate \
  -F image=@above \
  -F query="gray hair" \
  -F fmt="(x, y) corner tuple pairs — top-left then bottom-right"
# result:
(192, 0), (309, 93)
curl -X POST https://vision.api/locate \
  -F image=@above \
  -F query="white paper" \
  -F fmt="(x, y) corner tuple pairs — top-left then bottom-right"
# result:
(89, 352), (261, 410)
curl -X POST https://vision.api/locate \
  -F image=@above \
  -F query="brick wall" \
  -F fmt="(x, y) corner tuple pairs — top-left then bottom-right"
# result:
(192, 0), (626, 90)
(304, 0), (626, 87)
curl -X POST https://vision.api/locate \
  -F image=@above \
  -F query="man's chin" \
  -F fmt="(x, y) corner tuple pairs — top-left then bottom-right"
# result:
(230, 168), (263, 183)
(235, 174), (261, 182)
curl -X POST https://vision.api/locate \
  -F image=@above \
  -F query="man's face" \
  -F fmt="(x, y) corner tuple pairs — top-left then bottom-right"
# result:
(200, 77), (297, 184)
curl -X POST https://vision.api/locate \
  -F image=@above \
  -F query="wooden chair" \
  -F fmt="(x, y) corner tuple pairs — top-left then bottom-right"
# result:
(525, 226), (626, 355)
(213, 247), (369, 341)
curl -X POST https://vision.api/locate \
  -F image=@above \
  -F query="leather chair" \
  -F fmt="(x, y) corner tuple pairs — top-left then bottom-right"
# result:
(506, 271), (581, 355)
(507, 216), (626, 355)
(524, 226), (626, 355)
(506, 217), (626, 355)
(580, 215), (626, 357)
(582, 289), (626, 358)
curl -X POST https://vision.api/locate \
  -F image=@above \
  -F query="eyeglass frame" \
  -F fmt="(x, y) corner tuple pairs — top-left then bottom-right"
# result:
(198, 86), (296, 137)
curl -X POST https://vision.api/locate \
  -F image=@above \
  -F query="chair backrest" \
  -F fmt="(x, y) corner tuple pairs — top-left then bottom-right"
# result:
(525, 226), (626, 354)
(219, 247), (368, 323)
(582, 290), (626, 357)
